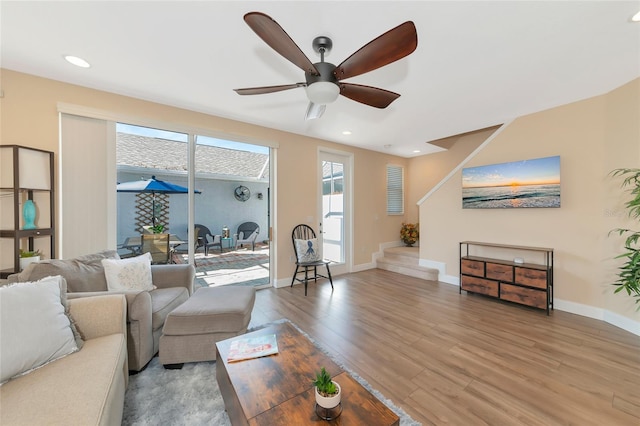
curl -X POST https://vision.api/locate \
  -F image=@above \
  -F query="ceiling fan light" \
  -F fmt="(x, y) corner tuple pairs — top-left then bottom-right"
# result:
(306, 82), (340, 104)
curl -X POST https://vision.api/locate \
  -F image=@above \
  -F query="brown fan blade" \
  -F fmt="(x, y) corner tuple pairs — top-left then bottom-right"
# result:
(339, 83), (400, 108)
(244, 12), (319, 75)
(234, 83), (306, 95)
(335, 21), (417, 81)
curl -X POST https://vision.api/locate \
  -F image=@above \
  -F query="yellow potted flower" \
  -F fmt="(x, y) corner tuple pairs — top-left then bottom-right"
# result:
(400, 222), (419, 247)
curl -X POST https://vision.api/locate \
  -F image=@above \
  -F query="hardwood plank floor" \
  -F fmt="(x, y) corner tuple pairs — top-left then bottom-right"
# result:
(247, 269), (640, 425)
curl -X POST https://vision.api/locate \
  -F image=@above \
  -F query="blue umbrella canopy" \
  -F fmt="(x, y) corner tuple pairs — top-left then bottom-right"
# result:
(116, 176), (201, 194)
(117, 176), (201, 225)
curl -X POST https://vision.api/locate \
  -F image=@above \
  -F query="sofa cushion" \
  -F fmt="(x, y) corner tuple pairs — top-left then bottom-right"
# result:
(102, 252), (154, 292)
(0, 276), (79, 383)
(0, 332), (127, 425)
(12, 250), (120, 292)
(150, 287), (189, 331)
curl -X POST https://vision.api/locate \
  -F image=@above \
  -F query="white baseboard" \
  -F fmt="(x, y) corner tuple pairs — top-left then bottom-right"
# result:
(554, 298), (640, 336)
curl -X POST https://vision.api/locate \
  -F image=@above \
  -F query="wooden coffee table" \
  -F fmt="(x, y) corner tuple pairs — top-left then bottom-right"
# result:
(215, 321), (399, 425)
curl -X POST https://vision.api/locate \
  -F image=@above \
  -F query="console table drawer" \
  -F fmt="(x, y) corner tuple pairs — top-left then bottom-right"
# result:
(500, 283), (547, 309)
(486, 263), (513, 281)
(461, 259), (485, 277)
(461, 275), (499, 297)
(515, 267), (547, 289)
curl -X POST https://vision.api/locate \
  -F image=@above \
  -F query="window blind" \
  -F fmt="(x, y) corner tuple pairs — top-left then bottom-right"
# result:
(386, 165), (404, 215)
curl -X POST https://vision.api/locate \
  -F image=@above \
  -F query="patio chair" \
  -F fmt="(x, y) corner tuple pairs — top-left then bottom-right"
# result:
(291, 224), (333, 296)
(195, 224), (222, 255)
(235, 222), (260, 251)
(141, 233), (171, 264)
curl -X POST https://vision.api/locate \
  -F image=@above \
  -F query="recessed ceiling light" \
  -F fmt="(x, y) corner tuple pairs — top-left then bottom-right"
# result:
(342, 130), (352, 135)
(633, 11), (640, 22)
(413, 150), (421, 153)
(64, 55), (91, 68)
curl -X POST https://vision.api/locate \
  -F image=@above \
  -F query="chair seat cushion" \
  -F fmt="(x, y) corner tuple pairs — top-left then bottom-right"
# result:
(162, 286), (256, 336)
(150, 287), (189, 331)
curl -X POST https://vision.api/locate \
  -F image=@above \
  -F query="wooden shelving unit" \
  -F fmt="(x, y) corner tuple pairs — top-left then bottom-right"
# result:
(459, 241), (553, 314)
(0, 145), (55, 278)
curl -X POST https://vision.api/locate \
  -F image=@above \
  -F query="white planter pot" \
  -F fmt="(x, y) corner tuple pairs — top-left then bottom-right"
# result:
(315, 381), (341, 409)
(20, 256), (40, 271)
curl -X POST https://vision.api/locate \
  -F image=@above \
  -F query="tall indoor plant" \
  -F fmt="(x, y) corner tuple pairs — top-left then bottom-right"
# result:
(609, 168), (640, 308)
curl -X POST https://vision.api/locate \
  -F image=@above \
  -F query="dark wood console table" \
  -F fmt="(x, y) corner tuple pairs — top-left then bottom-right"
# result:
(459, 241), (554, 314)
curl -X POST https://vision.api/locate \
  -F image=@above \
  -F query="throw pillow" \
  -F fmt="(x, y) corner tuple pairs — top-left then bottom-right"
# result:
(294, 238), (321, 263)
(102, 252), (153, 292)
(0, 275), (79, 384)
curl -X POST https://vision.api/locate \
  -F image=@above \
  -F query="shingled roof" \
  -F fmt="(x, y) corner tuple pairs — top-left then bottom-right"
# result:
(116, 133), (269, 179)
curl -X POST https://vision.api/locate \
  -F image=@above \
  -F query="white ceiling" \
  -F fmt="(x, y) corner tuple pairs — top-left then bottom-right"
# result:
(2, 1), (639, 158)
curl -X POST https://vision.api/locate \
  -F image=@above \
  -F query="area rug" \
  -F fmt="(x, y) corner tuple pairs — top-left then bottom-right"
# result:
(123, 319), (421, 425)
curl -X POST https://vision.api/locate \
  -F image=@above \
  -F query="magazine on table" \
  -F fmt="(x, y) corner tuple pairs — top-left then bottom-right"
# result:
(227, 333), (279, 362)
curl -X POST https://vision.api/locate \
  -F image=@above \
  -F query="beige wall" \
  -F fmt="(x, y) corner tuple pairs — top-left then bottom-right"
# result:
(5, 68), (639, 328)
(420, 78), (640, 327)
(407, 127), (498, 224)
(0, 69), (408, 278)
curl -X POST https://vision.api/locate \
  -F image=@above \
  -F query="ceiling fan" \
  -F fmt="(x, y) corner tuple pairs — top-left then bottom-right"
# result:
(234, 12), (418, 120)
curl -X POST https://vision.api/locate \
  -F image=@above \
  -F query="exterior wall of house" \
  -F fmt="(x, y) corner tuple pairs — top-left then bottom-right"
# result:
(419, 78), (640, 326)
(116, 171), (269, 248)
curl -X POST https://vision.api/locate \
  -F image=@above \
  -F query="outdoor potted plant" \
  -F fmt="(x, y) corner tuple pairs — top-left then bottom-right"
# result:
(151, 224), (165, 234)
(313, 367), (341, 409)
(19, 249), (42, 271)
(609, 168), (640, 309)
(400, 222), (419, 247)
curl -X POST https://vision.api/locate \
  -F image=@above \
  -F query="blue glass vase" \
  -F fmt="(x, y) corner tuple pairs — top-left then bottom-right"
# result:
(23, 200), (36, 229)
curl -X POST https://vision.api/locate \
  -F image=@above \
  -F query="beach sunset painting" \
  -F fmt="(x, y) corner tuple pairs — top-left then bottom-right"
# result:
(462, 156), (560, 209)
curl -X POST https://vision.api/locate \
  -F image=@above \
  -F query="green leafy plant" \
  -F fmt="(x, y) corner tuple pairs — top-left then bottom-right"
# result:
(313, 367), (338, 397)
(19, 249), (42, 258)
(151, 224), (165, 234)
(609, 168), (640, 308)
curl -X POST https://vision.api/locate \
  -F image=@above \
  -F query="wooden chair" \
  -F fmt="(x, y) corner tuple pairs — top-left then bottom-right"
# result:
(195, 224), (222, 255)
(141, 233), (171, 264)
(291, 224), (333, 296)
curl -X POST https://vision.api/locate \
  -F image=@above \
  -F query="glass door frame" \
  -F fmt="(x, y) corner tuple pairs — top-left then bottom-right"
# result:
(318, 148), (353, 276)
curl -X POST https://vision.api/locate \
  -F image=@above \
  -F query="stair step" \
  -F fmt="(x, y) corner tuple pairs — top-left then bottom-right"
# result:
(376, 248), (439, 281)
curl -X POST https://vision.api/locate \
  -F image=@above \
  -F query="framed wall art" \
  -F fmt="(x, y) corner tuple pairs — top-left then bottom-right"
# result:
(462, 155), (560, 209)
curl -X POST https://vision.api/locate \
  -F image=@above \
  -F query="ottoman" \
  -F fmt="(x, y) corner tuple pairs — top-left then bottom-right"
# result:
(159, 286), (256, 368)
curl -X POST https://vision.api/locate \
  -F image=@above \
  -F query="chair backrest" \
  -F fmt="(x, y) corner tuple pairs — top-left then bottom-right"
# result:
(141, 233), (170, 264)
(237, 222), (259, 241)
(195, 224), (213, 243)
(292, 224), (316, 240)
(291, 224), (317, 261)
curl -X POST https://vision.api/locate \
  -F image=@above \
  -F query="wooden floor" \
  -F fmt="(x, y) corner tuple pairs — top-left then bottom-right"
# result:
(247, 269), (640, 425)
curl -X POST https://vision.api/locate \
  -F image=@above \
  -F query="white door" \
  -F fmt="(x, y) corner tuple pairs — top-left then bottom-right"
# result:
(319, 150), (352, 275)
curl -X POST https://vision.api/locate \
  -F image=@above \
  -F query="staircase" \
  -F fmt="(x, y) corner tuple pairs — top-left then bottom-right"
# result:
(376, 246), (439, 281)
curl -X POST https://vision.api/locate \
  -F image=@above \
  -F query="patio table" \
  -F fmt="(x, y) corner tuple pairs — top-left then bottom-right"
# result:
(120, 234), (186, 256)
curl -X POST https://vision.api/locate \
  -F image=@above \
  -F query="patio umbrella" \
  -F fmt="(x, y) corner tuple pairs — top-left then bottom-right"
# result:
(117, 176), (201, 224)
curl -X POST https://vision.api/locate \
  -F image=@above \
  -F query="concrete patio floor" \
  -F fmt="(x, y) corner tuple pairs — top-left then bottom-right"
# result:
(172, 244), (270, 289)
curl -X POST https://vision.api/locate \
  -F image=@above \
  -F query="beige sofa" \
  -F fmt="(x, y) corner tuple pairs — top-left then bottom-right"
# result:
(7, 250), (195, 371)
(0, 294), (128, 425)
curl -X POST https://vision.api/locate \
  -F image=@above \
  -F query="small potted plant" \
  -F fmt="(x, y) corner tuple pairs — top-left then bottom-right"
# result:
(313, 367), (341, 409)
(400, 222), (419, 247)
(151, 224), (165, 234)
(19, 249), (42, 271)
